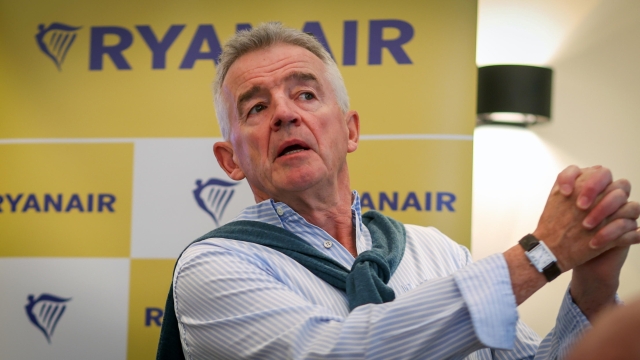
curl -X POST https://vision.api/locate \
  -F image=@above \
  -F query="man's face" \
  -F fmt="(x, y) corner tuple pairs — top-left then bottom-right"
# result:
(215, 43), (359, 201)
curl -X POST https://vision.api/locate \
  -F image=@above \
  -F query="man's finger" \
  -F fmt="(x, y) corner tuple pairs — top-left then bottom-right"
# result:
(590, 218), (639, 248)
(612, 178), (632, 197)
(583, 189), (630, 229)
(556, 165), (582, 196)
(576, 166), (612, 210)
(609, 228), (640, 247)
(605, 201), (640, 223)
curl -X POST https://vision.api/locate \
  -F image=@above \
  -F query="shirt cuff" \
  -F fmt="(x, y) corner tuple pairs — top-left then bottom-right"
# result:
(551, 288), (592, 358)
(555, 288), (591, 337)
(453, 253), (518, 350)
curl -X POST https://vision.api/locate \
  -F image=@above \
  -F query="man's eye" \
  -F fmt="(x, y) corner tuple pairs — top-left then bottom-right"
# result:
(300, 92), (315, 100)
(248, 104), (266, 115)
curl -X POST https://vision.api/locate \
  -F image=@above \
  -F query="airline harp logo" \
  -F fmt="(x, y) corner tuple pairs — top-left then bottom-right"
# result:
(36, 23), (81, 71)
(25, 293), (72, 343)
(193, 178), (239, 227)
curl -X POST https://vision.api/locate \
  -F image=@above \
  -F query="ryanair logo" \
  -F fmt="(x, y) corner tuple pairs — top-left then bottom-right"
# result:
(360, 191), (457, 212)
(25, 293), (71, 343)
(193, 178), (239, 226)
(0, 193), (116, 213)
(36, 23), (81, 71)
(35, 20), (414, 71)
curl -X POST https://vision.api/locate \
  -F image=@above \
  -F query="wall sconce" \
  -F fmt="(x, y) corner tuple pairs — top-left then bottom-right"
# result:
(476, 65), (553, 126)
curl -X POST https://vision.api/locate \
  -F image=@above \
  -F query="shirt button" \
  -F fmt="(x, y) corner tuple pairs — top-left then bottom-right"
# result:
(323, 240), (333, 249)
(276, 208), (284, 216)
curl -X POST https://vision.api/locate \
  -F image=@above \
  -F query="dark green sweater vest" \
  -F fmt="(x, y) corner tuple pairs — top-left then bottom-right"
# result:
(156, 210), (405, 360)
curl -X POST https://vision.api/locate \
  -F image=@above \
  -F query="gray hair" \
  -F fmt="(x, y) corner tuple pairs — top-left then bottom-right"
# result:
(213, 22), (350, 139)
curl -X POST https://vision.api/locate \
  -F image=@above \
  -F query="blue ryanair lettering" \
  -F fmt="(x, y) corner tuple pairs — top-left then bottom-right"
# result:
(179, 25), (223, 69)
(302, 21), (334, 59)
(360, 191), (456, 212)
(145, 307), (164, 326)
(65, 194), (83, 212)
(98, 194), (116, 212)
(436, 192), (456, 212)
(23, 194), (41, 212)
(342, 21), (358, 66)
(6, 194), (23, 212)
(84, 20), (414, 70)
(89, 26), (134, 70)
(401, 192), (421, 211)
(0, 193), (116, 213)
(379, 192), (398, 211)
(360, 192), (375, 210)
(44, 194), (62, 211)
(136, 25), (185, 69)
(368, 19), (414, 65)
(236, 23), (252, 32)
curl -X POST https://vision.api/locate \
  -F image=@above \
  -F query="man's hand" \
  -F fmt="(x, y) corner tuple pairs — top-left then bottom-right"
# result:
(551, 166), (640, 319)
(503, 165), (638, 306)
(556, 166), (640, 248)
(534, 166), (639, 272)
(571, 246), (629, 318)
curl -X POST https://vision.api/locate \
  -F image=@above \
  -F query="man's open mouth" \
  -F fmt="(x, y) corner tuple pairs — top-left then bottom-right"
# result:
(278, 143), (310, 157)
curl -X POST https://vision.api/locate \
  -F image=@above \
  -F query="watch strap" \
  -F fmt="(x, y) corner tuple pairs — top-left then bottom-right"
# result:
(541, 261), (562, 282)
(519, 234), (540, 252)
(519, 234), (561, 282)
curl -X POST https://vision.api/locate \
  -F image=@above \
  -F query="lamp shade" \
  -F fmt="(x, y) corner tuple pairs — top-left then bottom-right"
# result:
(477, 65), (553, 126)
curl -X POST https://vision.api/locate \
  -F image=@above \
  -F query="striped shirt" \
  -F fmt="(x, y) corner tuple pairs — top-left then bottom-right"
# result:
(174, 192), (589, 359)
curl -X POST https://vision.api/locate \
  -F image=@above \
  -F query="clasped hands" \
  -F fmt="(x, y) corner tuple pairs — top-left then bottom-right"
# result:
(533, 165), (640, 319)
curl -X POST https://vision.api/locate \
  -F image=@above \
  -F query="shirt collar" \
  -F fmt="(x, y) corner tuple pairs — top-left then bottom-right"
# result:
(267, 190), (363, 227)
(232, 190), (367, 249)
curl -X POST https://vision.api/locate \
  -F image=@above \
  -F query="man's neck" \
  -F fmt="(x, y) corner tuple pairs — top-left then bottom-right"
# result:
(293, 193), (357, 257)
(255, 172), (358, 257)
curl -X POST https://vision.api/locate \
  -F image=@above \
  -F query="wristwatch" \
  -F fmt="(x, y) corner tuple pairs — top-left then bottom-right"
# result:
(519, 234), (562, 282)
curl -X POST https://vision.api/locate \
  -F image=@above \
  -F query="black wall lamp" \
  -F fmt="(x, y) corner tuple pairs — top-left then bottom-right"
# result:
(477, 65), (553, 126)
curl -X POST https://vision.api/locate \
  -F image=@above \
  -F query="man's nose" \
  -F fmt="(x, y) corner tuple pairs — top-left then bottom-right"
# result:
(270, 98), (300, 131)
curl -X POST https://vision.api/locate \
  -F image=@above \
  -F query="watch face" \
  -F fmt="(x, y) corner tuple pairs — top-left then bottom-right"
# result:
(527, 244), (556, 272)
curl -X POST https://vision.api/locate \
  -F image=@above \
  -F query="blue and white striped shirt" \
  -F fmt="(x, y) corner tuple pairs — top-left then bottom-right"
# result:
(174, 192), (589, 359)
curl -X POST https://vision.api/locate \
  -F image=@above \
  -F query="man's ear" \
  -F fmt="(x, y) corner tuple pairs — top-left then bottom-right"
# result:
(213, 141), (246, 181)
(345, 110), (360, 153)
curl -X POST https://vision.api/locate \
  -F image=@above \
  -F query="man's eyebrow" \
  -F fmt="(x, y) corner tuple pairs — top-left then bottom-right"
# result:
(284, 71), (320, 85)
(236, 86), (262, 115)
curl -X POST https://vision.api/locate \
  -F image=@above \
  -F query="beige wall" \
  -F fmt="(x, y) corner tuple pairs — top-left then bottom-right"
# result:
(472, 0), (640, 336)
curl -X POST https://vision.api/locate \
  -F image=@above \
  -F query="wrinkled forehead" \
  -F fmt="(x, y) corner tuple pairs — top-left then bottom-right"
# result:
(222, 44), (329, 98)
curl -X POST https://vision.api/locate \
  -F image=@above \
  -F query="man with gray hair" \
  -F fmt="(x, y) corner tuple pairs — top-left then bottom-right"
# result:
(158, 22), (640, 359)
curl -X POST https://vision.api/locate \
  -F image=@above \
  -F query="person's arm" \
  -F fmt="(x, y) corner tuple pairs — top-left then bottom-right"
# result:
(528, 288), (592, 359)
(462, 164), (639, 360)
(494, 166), (639, 360)
(173, 238), (515, 360)
(456, 247), (588, 360)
